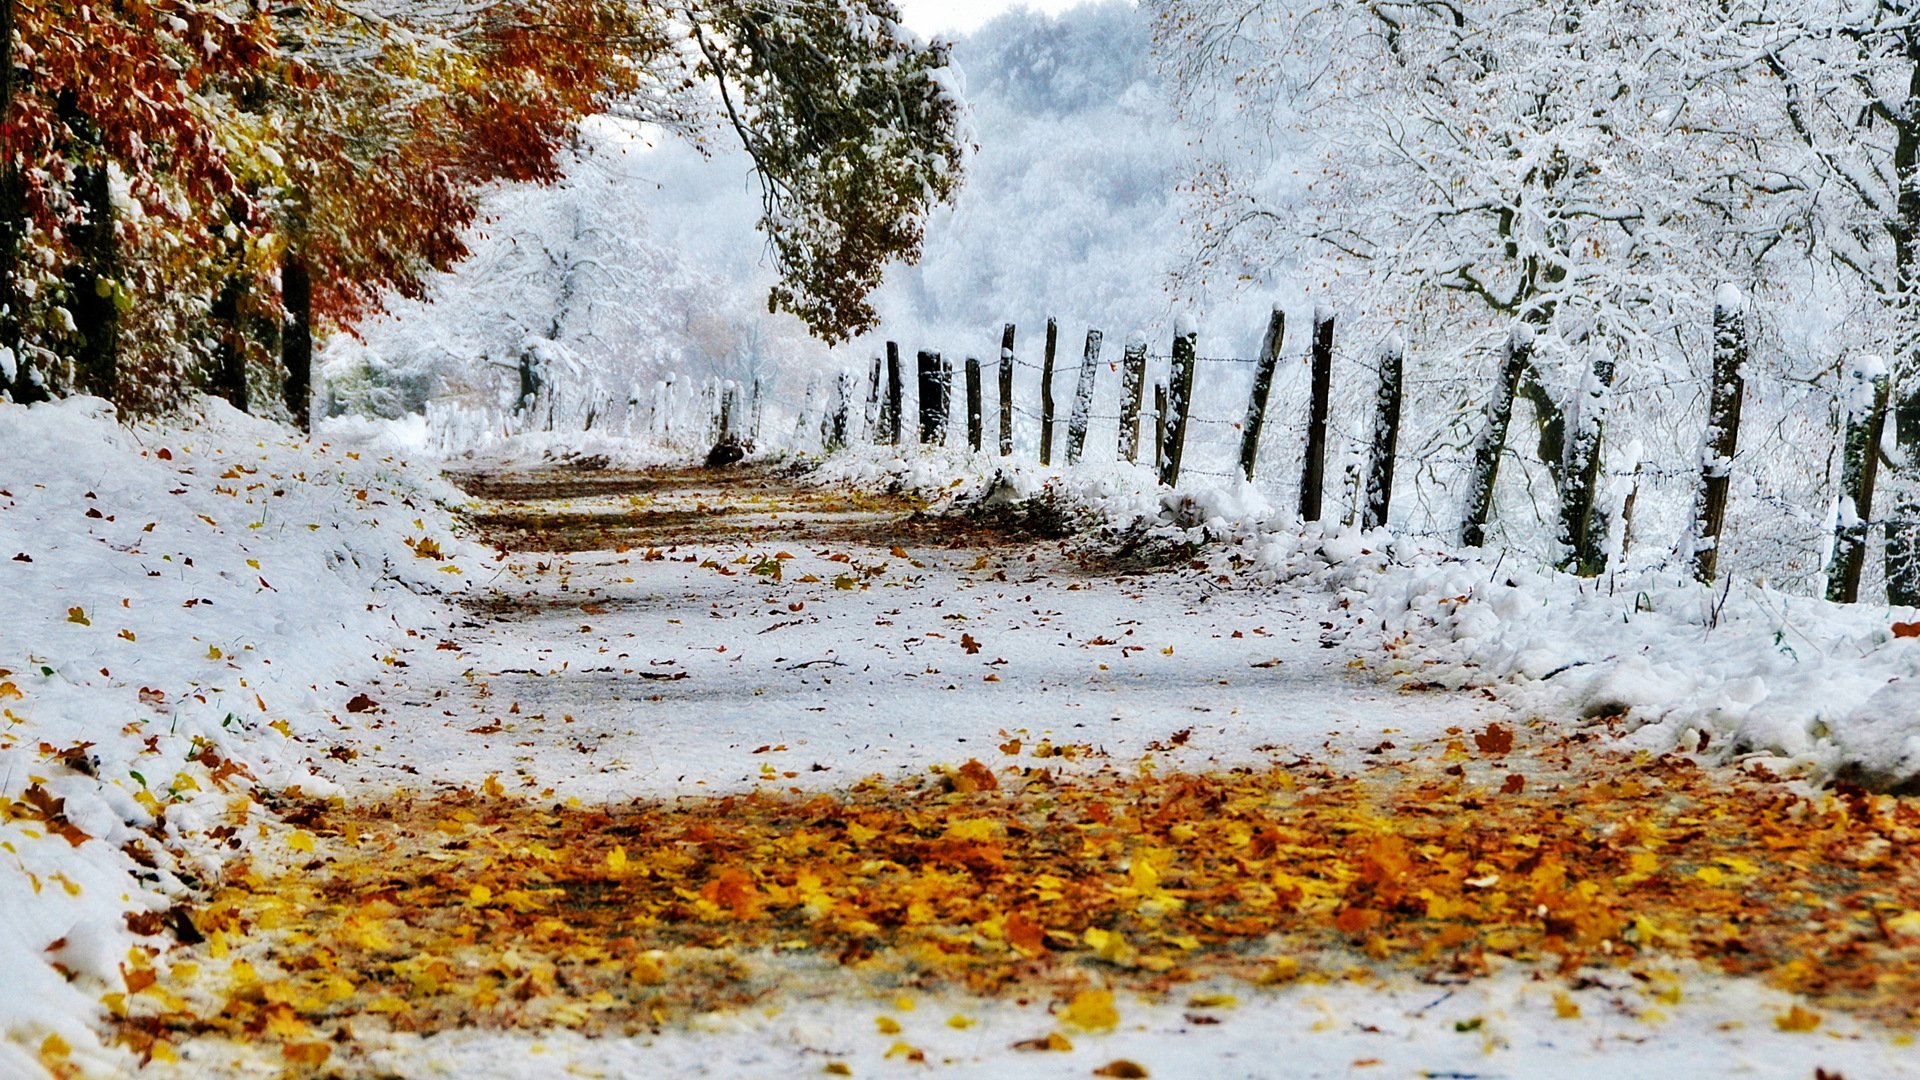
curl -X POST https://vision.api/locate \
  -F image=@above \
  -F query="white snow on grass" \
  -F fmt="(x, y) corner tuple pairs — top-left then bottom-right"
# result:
(0, 397), (482, 1074)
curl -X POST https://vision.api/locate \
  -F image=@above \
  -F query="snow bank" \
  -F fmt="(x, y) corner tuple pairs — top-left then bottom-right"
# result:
(811, 443), (1920, 792)
(0, 397), (481, 1074)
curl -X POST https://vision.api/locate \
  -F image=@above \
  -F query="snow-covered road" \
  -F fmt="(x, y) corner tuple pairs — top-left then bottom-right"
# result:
(341, 466), (1487, 802)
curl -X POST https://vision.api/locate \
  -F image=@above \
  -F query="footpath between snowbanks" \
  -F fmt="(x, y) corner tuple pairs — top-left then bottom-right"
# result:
(815, 445), (1920, 793)
(0, 398), (482, 1077)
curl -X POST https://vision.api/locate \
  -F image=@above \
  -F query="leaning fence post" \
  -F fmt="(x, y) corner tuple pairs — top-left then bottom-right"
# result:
(1461, 326), (1533, 548)
(885, 342), (904, 445)
(1692, 286), (1748, 584)
(1153, 381), (1169, 479)
(1362, 334), (1405, 531)
(1239, 306), (1286, 481)
(965, 356), (984, 451)
(1067, 329), (1104, 465)
(1040, 318), (1060, 465)
(1300, 307), (1336, 522)
(866, 357), (884, 442)
(998, 324), (1016, 456)
(1829, 356), (1892, 604)
(1119, 334), (1148, 463)
(1160, 319), (1198, 487)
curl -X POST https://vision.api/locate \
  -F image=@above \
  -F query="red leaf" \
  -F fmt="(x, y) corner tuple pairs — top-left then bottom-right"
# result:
(345, 694), (379, 714)
(1894, 622), (1920, 639)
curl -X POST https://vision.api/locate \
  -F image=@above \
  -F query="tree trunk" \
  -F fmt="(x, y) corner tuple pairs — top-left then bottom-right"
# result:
(1884, 40), (1920, 605)
(210, 276), (250, 412)
(1363, 335), (1404, 531)
(0, 0), (28, 403)
(1830, 363), (1891, 604)
(1066, 329), (1102, 465)
(1160, 323), (1198, 487)
(282, 255), (314, 432)
(1559, 351), (1618, 577)
(1461, 328), (1533, 548)
(1240, 307), (1285, 482)
(1692, 287), (1747, 584)
(65, 159), (119, 402)
(1040, 318), (1059, 466)
(1299, 309), (1335, 522)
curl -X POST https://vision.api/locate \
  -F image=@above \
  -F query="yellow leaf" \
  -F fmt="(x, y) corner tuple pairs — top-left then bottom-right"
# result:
(946, 1014), (976, 1030)
(67, 606), (91, 626)
(823, 1065), (852, 1077)
(946, 818), (998, 842)
(482, 774), (505, 798)
(847, 821), (879, 844)
(149, 1040), (179, 1064)
(0, 682), (19, 701)
(268, 719), (293, 738)
(884, 1042), (924, 1061)
(118, 628), (136, 642)
(1063, 988), (1119, 1031)
(469, 884), (493, 906)
(1187, 993), (1238, 1009)
(608, 845), (629, 874)
(875, 1016), (902, 1035)
(1775, 1005), (1821, 1032)
(39, 1033), (71, 1064)
(1554, 992), (1581, 1019)
(207, 645), (224, 660)
(286, 831), (315, 853)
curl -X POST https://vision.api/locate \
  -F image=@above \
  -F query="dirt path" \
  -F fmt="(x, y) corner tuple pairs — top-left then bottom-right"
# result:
(120, 467), (1920, 1079)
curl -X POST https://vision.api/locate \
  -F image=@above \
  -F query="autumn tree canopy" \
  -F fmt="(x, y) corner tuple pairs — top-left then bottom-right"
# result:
(0, 0), (965, 420)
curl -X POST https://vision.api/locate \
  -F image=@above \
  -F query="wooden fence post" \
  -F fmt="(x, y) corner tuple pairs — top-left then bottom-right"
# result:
(918, 349), (949, 444)
(885, 342), (904, 445)
(749, 376), (764, 441)
(965, 356), (983, 451)
(1160, 320), (1198, 487)
(1119, 334), (1148, 463)
(1829, 357), (1892, 604)
(826, 371), (853, 451)
(1040, 318), (1059, 465)
(1300, 308), (1335, 522)
(866, 357), (883, 443)
(1362, 335), (1404, 531)
(1239, 305), (1286, 481)
(1153, 381), (1169, 480)
(1692, 286), (1747, 583)
(1461, 326), (1533, 548)
(998, 324), (1016, 456)
(1067, 329), (1103, 465)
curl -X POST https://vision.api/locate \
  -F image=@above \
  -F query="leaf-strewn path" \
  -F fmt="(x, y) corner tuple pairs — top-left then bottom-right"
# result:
(127, 467), (1920, 1079)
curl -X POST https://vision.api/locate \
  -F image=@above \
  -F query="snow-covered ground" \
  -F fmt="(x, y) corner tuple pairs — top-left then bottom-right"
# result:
(7, 405), (1920, 1078)
(0, 398), (481, 1077)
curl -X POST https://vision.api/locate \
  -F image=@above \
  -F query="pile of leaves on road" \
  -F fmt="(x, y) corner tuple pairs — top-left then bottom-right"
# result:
(113, 727), (1920, 1070)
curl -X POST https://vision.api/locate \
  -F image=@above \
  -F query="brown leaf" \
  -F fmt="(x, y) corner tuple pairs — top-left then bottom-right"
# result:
(1094, 1062), (1149, 1079)
(1474, 723), (1514, 755)
(1501, 773), (1526, 795)
(961, 633), (983, 655)
(1895, 621), (1920, 639)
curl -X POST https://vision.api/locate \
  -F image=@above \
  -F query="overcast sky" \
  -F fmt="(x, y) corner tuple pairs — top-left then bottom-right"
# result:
(895, 0), (1102, 38)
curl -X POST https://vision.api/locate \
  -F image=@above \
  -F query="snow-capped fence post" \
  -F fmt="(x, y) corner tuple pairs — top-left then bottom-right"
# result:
(1829, 355), (1892, 604)
(1119, 335), (1148, 463)
(1239, 306), (1286, 481)
(917, 349), (949, 445)
(1067, 329), (1103, 465)
(998, 324), (1016, 456)
(1160, 319), (1198, 487)
(885, 342), (904, 445)
(1461, 326), (1534, 548)
(749, 377), (764, 441)
(1154, 382), (1169, 477)
(866, 357), (884, 442)
(1040, 318), (1060, 465)
(825, 372), (853, 451)
(1299, 308), (1336, 522)
(721, 382), (742, 440)
(965, 356), (984, 452)
(1363, 335), (1405, 531)
(1692, 286), (1748, 584)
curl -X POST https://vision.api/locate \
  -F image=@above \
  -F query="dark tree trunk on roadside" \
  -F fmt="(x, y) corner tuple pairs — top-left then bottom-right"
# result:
(1461, 329), (1533, 548)
(210, 276), (249, 412)
(1692, 289), (1748, 584)
(1831, 367), (1892, 604)
(65, 158), (119, 402)
(282, 255), (314, 432)
(1559, 352), (1618, 577)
